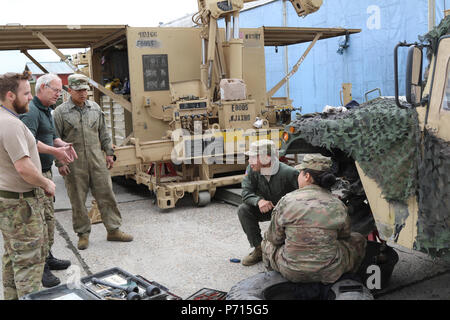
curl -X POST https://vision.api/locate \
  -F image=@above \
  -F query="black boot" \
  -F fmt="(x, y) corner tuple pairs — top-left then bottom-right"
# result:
(46, 251), (71, 270)
(42, 263), (61, 288)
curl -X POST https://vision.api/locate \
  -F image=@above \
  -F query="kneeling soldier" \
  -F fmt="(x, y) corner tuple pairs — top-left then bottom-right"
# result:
(238, 140), (299, 266)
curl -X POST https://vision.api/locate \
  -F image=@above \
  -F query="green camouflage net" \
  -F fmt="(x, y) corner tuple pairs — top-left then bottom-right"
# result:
(416, 130), (450, 261)
(414, 17), (450, 260)
(289, 97), (421, 203)
(287, 98), (450, 260)
(419, 15), (450, 56)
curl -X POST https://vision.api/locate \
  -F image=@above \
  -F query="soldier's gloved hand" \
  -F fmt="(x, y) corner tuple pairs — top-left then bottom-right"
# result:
(106, 155), (115, 169)
(258, 199), (274, 214)
(58, 165), (71, 176)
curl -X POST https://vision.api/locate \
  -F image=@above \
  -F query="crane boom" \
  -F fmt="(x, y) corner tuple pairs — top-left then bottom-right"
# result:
(195, 0), (324, 98)
(197, 0), (323, 19)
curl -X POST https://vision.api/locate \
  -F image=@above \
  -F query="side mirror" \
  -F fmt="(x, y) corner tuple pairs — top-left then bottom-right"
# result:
(405, 46), (423, 105)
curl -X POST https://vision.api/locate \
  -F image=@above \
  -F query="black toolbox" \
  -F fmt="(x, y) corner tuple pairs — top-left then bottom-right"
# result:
(22, 267), (181, 300)
(81, 267), (181, 300)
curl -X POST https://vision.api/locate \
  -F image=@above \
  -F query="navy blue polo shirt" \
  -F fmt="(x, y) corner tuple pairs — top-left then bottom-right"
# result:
(20, 96), (58, 172)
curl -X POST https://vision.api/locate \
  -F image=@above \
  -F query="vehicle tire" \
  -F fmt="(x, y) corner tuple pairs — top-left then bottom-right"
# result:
(196, 191), (211, 207)
(226, 271), (289, 300)
(226, 271), (374, 300)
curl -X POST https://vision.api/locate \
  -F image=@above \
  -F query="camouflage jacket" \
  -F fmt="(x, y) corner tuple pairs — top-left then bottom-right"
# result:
(265, 184), (353, 277)
(241, 161), (299, 207)
(53, 98), (114, 166)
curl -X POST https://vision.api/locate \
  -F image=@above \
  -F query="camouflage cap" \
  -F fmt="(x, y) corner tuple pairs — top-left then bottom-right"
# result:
(68, 74), (90, 90)
(295, 154), (332, 171)
(245, 139), (277, 157)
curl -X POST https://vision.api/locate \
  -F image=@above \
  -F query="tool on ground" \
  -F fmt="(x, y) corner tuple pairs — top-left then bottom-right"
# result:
(91, 277), (141, 300)
(145, 284), (161, 297)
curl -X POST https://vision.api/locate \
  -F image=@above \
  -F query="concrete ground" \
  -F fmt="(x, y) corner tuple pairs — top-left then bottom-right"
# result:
(0, 167), (449, 300)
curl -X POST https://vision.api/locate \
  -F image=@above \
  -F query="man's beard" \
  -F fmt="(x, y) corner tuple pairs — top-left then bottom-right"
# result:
(13, 98), (29, 114)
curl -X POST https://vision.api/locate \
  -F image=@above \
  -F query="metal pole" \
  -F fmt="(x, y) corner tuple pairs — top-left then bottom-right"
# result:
(267, 33), (322, 99)
(202, 38), (206, 64)
(226, 16), (232, 42)
(283, 0), (290, 99)
(233, 13), (240, 39)
(429, 0), (436, 31)
(20, 50), (49, 74)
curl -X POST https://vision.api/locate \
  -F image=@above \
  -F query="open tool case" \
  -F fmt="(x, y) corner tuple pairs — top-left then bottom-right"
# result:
(22, 267), (181, 300)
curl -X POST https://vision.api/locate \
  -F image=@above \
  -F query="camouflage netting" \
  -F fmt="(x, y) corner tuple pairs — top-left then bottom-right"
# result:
(413, 16), (450, 261)
(288, 98), (450, 260)
(419, 14), (450, 56)
(416, 130), (450, 261)
(290, 97), (421, 203)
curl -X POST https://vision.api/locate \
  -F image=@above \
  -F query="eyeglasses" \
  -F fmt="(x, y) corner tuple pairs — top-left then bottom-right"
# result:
(46, 84), (62, 94)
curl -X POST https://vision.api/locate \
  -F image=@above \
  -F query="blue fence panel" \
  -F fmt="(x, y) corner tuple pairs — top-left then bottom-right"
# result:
(229, 0), (445, 114)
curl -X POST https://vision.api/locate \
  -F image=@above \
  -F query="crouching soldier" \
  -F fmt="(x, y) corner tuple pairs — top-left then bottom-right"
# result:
(238, 139), (299, 266)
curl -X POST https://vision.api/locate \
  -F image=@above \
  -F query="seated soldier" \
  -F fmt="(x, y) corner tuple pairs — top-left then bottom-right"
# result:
(261, 154), (367, 284)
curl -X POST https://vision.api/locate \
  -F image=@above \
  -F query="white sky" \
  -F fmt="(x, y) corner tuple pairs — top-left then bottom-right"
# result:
(0, 0), (199, 73)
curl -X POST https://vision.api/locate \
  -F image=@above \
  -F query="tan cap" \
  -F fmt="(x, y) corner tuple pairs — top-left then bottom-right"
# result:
(245, 139), (277, 157)
(68, 74), (90, 90)
(295, 154), (332, 171)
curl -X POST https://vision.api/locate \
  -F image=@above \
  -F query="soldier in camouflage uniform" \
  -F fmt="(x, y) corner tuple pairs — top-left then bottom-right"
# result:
(239, 140), (299, 266)
(262, 154), (366, 284)
(0, 72), (55, 299)
(53, 74), (133, 250)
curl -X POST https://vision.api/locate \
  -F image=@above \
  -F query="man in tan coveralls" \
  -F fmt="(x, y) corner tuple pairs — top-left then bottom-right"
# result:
(0, 71), (56, 299)
(53, 74), (133, 250)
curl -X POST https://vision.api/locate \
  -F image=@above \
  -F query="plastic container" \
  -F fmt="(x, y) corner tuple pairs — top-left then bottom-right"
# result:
(186, 288), (227, 300)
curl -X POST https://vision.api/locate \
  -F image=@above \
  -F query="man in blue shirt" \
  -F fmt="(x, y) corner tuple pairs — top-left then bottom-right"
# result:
(20, 73), (77, 288)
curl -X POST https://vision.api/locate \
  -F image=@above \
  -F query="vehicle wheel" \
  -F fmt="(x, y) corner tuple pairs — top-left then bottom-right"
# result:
(226, 271), (374, 300)
(196, 191), (211, 207)
(226, 271), (288, 300)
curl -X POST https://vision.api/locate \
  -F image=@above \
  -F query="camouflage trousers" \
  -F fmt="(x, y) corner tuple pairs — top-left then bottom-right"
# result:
(36, 170), (55, 251)
(237, 203), (272, 248)
(262, 232), (367, 284)
(63, 162), (122, 236)
(0, 195), (48, 300)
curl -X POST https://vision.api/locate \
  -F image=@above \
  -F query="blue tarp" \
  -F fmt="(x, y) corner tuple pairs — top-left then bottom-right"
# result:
(231, 0), (445, 114)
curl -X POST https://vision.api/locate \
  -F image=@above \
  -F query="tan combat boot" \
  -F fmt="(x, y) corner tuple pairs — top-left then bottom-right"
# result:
(242, 245), (262, 266)
(77, 234), (89, 250)
(107, 229), (134, 242)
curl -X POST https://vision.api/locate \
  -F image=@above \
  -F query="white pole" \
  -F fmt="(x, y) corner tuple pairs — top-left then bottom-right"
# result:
(429, 0), (436, 31)
(283, 0), (290, 99)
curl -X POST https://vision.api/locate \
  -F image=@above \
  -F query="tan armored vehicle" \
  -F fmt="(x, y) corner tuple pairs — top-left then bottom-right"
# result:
(281, 14), (450, 260)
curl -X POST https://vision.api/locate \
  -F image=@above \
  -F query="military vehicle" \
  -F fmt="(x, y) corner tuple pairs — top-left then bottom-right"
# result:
(280, 12), (450, 261)
(0, 0), (361, 209)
